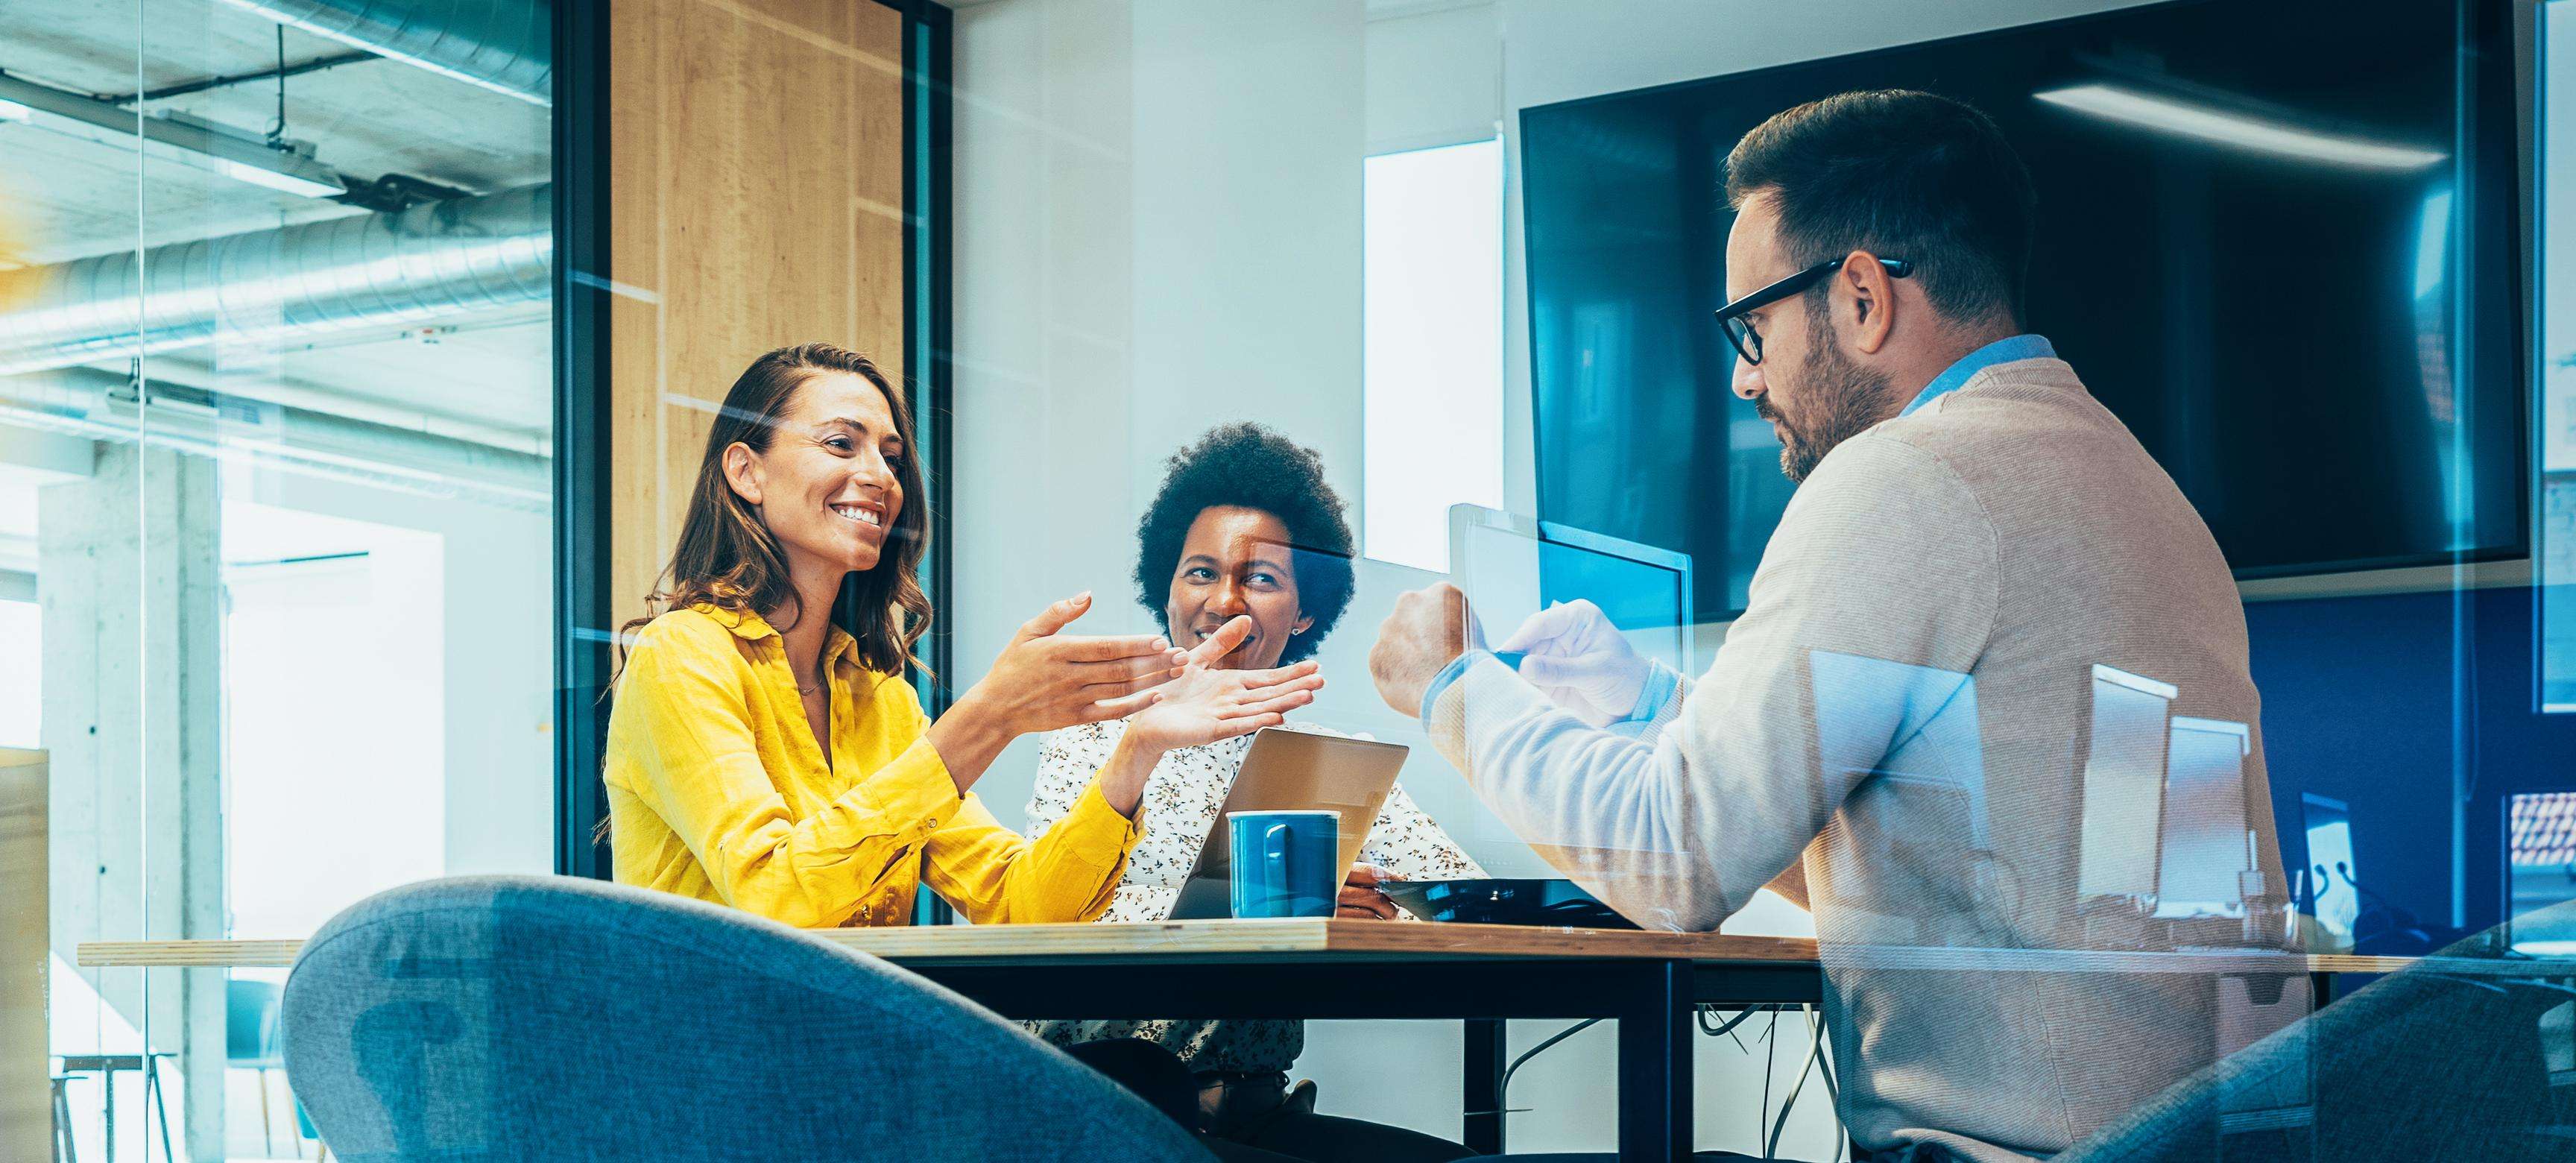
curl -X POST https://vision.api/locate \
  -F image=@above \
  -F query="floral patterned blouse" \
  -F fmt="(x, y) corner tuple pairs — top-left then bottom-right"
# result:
(1022, 719), (1485, 1073)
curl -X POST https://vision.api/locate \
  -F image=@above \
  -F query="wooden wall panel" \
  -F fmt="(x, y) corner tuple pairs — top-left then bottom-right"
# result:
(609, 0), (907, 634)
(0, 749), (44, 1163)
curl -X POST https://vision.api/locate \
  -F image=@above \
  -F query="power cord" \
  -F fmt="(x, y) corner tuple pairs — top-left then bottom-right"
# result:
(1497, 1017), (1605, 1098)
(1491, 1002), (1839, 1159)
(1698, 1003), (1774, 1042)
(1504, 1006), (1782, 1106)
(1763, 1005), (1828, 1161)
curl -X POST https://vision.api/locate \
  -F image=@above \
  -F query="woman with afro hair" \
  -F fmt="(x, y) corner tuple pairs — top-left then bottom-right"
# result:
(1025, 423), (1483, 1162)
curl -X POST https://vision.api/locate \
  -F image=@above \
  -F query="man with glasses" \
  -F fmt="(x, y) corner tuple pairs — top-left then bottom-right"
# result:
(1369, 90), (2282, 1161)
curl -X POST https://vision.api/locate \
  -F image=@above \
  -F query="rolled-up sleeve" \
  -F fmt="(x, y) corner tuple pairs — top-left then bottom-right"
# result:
(924, 781), (1141, 924)
(621, 628), (962, 928)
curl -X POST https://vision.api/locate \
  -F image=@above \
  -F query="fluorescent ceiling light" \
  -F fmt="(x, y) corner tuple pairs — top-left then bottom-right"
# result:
(0, 98), (30, 122)
(2034, 83), (2447, 172)
(0, 73), (345, 199)
(215, 157), (346, 199)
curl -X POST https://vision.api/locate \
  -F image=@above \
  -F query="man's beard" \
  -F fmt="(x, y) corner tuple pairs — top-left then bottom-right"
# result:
(1761, 306), (1893, 483)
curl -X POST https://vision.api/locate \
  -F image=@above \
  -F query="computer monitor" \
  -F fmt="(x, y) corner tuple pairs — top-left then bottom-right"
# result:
(2300, 793), (2360, 942)
(2155, 716), (2254, 919)
(1447, 503), (1693, 675)
(2077, 665), (2177, 900)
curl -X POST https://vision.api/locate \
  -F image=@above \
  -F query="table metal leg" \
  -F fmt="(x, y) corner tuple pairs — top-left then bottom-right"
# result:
(52, 1077), (77, 1163)
(1617, 959), (1692, 1162)
(145, 1059), (171, 1163)
(1462, 1018), (1506, 1156)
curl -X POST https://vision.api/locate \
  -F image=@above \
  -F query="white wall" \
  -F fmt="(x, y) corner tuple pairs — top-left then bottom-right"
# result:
(950, 0), (2165, 1153)
(220, 461), (554, 933)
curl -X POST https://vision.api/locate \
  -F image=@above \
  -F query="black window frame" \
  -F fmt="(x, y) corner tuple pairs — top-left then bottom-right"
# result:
(552, 0), (956, 879)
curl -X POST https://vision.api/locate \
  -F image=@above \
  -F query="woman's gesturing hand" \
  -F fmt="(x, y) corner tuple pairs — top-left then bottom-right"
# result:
(967, 592), (1190, 737)
(931, 593), (1187, 793)
(1120, 616), (1325, 754)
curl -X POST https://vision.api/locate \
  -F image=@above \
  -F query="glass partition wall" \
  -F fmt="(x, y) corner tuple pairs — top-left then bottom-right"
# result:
(9, 0), (944, 1153)
(941, 0), (2563, 1156)
(3, 0), (555, 1156)
(10, 0), (2570, 1158)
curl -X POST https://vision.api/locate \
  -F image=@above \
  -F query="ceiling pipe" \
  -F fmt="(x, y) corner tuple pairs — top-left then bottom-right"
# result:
(0, 365), (549, 510)
(215, 0), (553, 107)
(0, 184), (551, 378)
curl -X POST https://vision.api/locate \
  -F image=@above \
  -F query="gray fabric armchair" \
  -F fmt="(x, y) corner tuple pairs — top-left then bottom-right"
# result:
(280, 874), (1213, 1163)
(2055, 903), (2576, 1162)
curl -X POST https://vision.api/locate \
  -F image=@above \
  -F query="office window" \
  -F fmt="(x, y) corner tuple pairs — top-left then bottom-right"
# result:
(0, 599), (34, 748)
(1363, 137), (1504, 573)
(1, 0), (555, 1154)
(2546, 0), (2576, 710)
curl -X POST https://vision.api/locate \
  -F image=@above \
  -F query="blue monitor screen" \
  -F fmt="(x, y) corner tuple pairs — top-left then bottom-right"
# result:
(1521, 0), (2525, 617)
(1452, 508), (1692, 675)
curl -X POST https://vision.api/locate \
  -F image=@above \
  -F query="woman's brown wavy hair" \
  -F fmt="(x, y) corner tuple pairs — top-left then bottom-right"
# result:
(621, 342), (934, 679)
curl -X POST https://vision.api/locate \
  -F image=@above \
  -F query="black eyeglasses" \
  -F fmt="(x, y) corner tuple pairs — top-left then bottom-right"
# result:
(1713, 256), (1913, 366)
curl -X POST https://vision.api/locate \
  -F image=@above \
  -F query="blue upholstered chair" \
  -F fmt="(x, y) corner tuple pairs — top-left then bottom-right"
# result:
(2053, 904), (2576, 1162)
(228, 977), (294, 1156)
(1473, 905), (2576, 1162)
(279, 874), (1212, 1162)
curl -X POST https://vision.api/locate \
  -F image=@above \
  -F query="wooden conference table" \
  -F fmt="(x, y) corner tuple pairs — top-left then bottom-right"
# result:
(80, 921), (2425, 1161)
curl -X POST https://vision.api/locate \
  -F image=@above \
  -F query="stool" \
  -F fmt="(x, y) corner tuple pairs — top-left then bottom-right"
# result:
(49, 1074), (78, 1163)
(51, 1054), (173, 1163)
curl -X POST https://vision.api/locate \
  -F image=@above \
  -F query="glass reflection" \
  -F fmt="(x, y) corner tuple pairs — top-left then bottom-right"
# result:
(7, 0), (555, 1153)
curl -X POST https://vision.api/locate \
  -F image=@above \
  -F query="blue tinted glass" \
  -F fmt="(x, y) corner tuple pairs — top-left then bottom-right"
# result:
(1523, 0), (2522, 618)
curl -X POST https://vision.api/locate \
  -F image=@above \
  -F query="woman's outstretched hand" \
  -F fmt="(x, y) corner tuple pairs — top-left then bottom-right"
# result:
(967, 592), (1190, 734)
(931, 593), (1187, 792)
(1094, 615), (1325, 816)
(1122, 616), (1325, 754)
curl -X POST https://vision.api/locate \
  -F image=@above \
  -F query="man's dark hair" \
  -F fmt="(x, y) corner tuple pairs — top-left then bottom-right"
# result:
(1133, 423), (1354, 665)
(1725, 89), (2036, 327)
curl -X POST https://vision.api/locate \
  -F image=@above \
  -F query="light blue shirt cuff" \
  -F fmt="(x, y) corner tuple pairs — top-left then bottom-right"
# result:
(1605, 663), (1681, 738)
(1418, 651), (1484, 722)
(1629, 662), (1680, 722)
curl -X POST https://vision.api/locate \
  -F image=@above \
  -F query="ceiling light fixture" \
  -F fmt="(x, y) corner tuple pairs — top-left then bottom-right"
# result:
(214, 156), (345, 199)
(2033, 83), (2447, 172)
(0, 73), (345, 198)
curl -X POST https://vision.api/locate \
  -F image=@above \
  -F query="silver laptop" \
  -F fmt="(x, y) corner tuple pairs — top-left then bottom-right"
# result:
(1164, 728), (1410, 921)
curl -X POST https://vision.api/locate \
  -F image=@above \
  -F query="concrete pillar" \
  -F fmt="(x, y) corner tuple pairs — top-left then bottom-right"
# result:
(40, 443), (225, 1162)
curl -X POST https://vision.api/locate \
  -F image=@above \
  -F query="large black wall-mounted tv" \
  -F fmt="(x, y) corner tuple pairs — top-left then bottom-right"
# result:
(1521, 0), (2526, 620)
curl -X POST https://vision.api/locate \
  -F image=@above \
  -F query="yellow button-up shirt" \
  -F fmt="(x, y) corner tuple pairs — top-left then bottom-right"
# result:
(603, 604), (1141, 927)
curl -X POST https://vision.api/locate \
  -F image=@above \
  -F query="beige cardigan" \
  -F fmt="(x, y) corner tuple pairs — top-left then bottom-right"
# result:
(1431, 355), (2288, 1162)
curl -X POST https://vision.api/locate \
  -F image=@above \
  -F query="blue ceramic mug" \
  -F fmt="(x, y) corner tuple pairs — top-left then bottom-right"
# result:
(1227, 810), (1340, 918)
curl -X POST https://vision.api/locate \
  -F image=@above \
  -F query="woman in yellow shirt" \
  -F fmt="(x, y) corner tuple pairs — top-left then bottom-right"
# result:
(603, 342), (1323, 927)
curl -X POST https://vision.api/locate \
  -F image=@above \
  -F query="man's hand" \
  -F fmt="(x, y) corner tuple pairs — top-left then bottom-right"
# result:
(1337, 863), (1398, 920)
(1370, 582), (1483, 716)
(1495, 599), (1652, 727)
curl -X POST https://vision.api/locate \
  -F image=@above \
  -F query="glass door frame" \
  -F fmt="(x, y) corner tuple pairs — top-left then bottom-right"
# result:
(550, 0), (957, 879)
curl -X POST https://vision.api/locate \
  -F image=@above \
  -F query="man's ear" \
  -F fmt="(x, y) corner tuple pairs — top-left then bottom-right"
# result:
(1841, 249), (1897, 356)
(721, 442), (763, 507)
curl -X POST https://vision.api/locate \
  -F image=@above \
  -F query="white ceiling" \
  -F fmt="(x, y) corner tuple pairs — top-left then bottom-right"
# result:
(0, 0), (553, 441)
